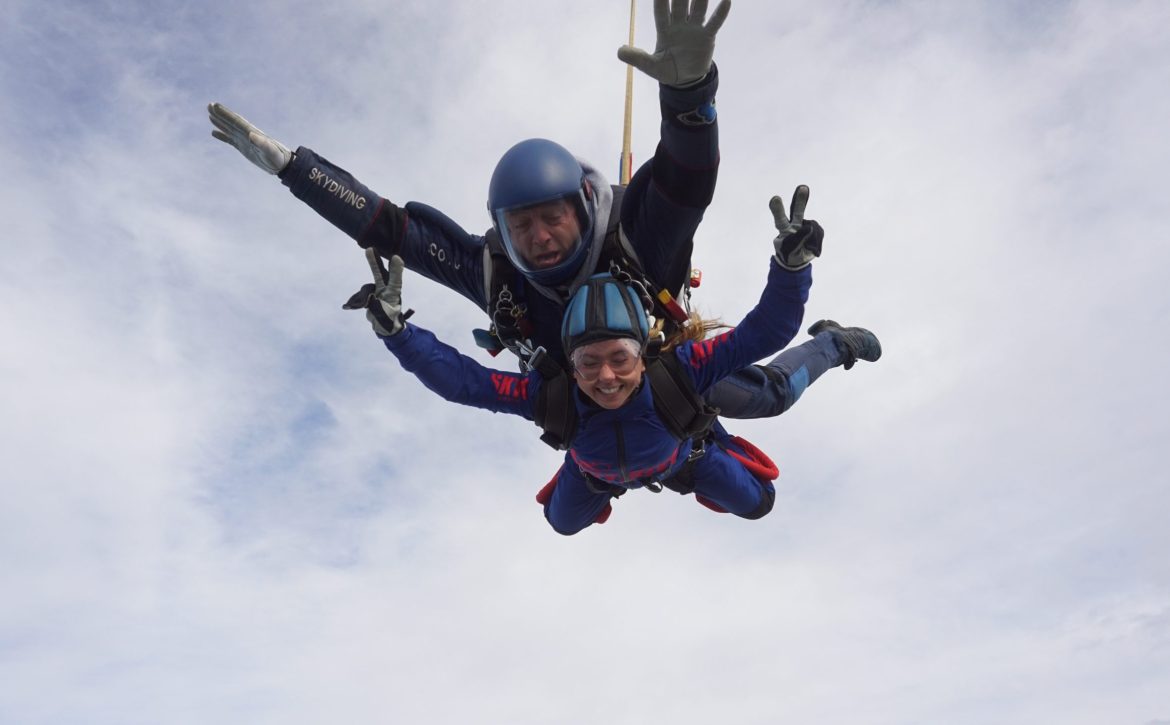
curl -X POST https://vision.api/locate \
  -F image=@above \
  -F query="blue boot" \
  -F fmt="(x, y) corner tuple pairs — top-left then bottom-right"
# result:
(807, 319), (882, 370)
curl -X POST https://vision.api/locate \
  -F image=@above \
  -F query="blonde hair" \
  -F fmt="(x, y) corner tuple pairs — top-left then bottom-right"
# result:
(659, 309), (730, 353)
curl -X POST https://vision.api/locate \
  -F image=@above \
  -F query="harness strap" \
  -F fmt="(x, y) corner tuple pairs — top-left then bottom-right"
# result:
(643, 350), (719, 443)
(479, 232), (529, 358)
(659, 437), (708, 495)
(531, 351), (577, 450)
(532, 341), (717, 458)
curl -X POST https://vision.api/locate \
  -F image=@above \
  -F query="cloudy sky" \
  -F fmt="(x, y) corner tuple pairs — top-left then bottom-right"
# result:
(2, 1), (1168, 722)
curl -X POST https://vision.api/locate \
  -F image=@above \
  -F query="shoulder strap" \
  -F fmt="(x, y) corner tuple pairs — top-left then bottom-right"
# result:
(608, 184), (627, 234)
(483, 228), (515, 319)
(531, 352), (578, 450)
(602, 185), (695, 337)
(596, 185), (636, 272)
(644, 348), (719, 442)
(481, 229), (533, 358)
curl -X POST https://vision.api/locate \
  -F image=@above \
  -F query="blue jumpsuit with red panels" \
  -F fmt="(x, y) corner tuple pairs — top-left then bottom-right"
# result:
(382, 258), (813, 535)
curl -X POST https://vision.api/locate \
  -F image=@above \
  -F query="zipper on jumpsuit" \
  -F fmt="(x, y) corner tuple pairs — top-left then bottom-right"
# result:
(614, 421), (629, 483)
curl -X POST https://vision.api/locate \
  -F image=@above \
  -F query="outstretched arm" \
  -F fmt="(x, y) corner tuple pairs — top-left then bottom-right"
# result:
(676, 188), (822, 392)
(617, 1), (731, 291)
(207, 103), (488, 307)
(344, 252), (537, 419)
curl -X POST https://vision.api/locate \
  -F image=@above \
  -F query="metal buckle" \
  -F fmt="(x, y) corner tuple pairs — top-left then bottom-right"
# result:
(519, 343), (545, 373)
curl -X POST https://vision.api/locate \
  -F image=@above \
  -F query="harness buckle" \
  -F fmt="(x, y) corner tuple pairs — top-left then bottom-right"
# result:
(519, 343), (546, 373)
(686, 438), (708, 463)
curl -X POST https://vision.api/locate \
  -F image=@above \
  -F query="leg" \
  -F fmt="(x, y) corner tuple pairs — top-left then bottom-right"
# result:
(687, 448), (776, 520)
(541, 466), (616, 536)
(807, 319), (882, 370)
(704, 321), (881, 419)
(702, 334), (838, 418)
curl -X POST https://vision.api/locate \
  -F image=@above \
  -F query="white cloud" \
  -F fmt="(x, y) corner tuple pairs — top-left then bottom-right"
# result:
(2, 0), (1169, 723)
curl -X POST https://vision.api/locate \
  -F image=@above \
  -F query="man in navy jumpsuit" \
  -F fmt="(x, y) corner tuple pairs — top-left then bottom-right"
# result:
(208, 0), (807, 418)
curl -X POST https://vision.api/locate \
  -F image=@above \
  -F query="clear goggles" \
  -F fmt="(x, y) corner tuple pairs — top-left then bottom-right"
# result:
(570, 339), (642, 381)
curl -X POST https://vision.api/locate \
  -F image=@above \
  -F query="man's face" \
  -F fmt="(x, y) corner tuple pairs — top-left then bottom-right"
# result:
(503, 199), (581, 270)
(571, 338), (645, 410)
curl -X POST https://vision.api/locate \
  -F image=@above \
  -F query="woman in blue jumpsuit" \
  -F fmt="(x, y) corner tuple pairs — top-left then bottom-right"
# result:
(348, 191), (882, 535)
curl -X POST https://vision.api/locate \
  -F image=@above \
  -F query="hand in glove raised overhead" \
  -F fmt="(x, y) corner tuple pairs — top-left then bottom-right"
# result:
(617, 0), (731, 87)
(770, 185), (824, 271)
(343, 250), (413, 337)
(208, 102), (293, 175)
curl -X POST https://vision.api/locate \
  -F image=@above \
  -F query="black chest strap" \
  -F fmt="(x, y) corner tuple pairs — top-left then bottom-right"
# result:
(479, 229), (530, 359)
(643, 342), (719, 442)
(531, 351), (578, 451)
(531, 343), (718, 453)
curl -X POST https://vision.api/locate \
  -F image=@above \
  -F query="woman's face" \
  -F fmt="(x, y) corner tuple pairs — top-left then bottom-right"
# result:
(571, 338), (645, 410)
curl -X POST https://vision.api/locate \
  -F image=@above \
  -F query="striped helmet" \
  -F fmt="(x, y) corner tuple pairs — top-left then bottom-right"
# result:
(561, 274), (651, 354)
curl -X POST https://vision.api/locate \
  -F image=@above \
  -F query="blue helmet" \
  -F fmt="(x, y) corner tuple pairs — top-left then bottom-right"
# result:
(561, 274), (651, 354)
(487, 138), (595, 286)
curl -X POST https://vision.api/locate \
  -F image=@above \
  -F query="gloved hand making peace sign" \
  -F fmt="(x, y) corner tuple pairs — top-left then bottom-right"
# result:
(618, 0), (732, 87)
(770, 185), (824, 271)
(207, 102), (293, 175)
(343, 250), (413, 338)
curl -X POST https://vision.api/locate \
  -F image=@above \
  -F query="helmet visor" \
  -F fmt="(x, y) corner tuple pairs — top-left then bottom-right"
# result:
(494, 192), (590, 281)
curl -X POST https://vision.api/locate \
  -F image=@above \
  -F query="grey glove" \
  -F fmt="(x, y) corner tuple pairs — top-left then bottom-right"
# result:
(208, 102), (293, 175)
(770, 185), (824, 271)
(343, 250), (412, 337)
(617, 0), (732, 87)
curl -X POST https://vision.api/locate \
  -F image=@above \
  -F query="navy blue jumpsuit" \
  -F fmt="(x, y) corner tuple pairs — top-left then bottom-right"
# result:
(273, 68), (802, 419)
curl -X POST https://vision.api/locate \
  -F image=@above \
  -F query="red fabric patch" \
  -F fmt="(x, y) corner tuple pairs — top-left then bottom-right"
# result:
(689, 329), (735, 368)
(725, 435), (780, 481)
(491, 372), (529, 401)
(535, 476), (557, 505)
(695, 495), (728, 513)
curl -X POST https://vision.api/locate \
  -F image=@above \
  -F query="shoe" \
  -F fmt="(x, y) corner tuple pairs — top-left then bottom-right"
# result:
(808, 319), (881, 370)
